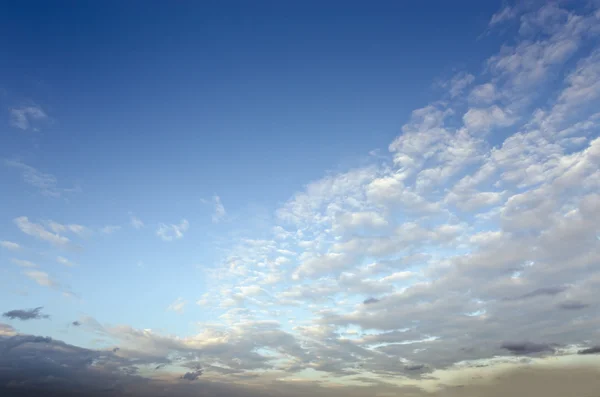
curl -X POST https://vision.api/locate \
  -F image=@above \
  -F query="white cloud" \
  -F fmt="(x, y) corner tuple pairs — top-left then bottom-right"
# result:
(56, 256), (75, 267)
(212, 195), (226, 223)
(156, 219), (189, 241)
(9, 105), (47, 130)
(446, 72), (475, 97)
(100, 225), (121, 234)
(130, 214), (144, 229)
(166, 297), (187, 314)
(0, 240), (21, 250)
(469, 83), (497, 104)
(5, 160), (80, 198)
(46, 220), (88, 235)
(11, 258), (37, 268)
(23, 270), (57, 287)
(489, 6), (516, 27)
(14, 216), (70, 248)
(463, 105), (516, 132)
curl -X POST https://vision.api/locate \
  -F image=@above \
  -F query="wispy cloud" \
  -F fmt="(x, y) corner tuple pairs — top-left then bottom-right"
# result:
(212, 195), (226, 223)
(130, 214), (144, 229)
(11, 258), (37, 268)
(14, 216), (70, 248)
(56, 256), (76, 267)
(9, 105), (47, 131)
(156, 219), (189, 241)
(100, 225), (121, 234)
(5, 160), (80, 198)
(166, 297), (187, 314)
(46, 220), (88, 235)
(23, 270), (58, 288)
(0, 240), (21, 250)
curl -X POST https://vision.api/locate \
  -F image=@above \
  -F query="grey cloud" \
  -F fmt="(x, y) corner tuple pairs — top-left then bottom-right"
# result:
(405, 364), (426, 371)
(3, 307), (50, 321)
(578, 346), (600, 355)
(501, 342), (555, 355)
(557, 301), (589, 310)
(510, 286), (568, 300)
(363, 297), (379, 305)
(2, 332), (600, 397)
(181, 369), (203, 381)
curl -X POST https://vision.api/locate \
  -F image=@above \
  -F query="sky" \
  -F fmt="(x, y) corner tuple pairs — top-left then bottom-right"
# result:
(1, 1), (600, 396)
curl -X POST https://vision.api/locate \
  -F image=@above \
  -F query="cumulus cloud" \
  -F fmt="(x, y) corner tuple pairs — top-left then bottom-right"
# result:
(2, 307), (49, 321)
(156, 219), (189, 241)
(463, 105), (516, 132)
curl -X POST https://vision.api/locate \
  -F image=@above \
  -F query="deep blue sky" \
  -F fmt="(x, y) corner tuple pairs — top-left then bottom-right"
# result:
(1, 1), (501, 209)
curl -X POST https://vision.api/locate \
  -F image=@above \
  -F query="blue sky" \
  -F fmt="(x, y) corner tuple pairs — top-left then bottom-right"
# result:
(2, 1), (600, 396)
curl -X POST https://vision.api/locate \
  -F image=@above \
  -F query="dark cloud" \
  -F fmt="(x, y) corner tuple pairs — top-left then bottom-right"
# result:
(1, 335), (52, 355)
(578, 346), (600, 355)
(1, 332), (600, 397)
(363, 297), (380, 305)
(508, 286), (567, 301)
(3, 307), (49, 321)
(501, 342), (555, 355)
(557, 301), (589, 310)
(181, 369), (203, 381)
(405, 364), (426, 371)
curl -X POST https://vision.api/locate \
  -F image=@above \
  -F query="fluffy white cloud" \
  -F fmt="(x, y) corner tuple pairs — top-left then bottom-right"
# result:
(463, 105), (516, 132)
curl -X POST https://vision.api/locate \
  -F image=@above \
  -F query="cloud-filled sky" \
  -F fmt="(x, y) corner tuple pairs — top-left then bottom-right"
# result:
(1, 1), (600, 395)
